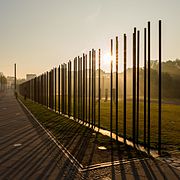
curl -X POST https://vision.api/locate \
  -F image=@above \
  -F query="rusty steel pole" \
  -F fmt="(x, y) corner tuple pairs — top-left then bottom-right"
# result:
(147, 21), (151, 154)
(110, 39), (113, 139)
(158, 20), (162, 155)
(116, 36), (118, 141)
(124, 34), (127, 144)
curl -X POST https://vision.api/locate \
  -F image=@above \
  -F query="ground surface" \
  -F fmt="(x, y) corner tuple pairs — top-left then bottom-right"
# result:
(0, 90), (180, 179)
(20, 95), (149, 167)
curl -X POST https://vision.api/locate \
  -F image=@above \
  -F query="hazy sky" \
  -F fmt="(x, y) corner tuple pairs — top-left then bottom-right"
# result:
(0, 0), (180, 78)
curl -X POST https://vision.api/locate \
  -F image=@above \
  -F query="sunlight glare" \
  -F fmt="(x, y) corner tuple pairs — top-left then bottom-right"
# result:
(103, 52), (111, 64)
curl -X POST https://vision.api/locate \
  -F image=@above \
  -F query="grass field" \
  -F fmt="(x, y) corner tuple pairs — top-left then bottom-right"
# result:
(97, 100), (180, 151)
(21, 95), (180, 151)
(19, 96), (149, 165)
(53, 95), (180, 151)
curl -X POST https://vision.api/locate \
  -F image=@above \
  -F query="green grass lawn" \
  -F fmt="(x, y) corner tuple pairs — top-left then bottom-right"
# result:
(19, 96), (149, 165)
(96, 100), (180, 151)
(22, 95), (180, 151)
(53, 95), (180, 150)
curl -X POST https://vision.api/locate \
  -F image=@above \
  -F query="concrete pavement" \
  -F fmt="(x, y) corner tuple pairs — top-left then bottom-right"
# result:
(0, 91), (82, 179)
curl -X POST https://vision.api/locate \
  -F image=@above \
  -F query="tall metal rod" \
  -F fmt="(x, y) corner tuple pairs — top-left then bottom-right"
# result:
(58, 66), (60, 113)
(44, 74), (45, 105)
(133, 28), (137, 146)
(43, 74), (44, 104)
(144, 28), (147, 148)
(44, 72), (47, 106)
(31, 79), (33, 101)
(75, 58), (77, 119)
(36, 76), (38, 103)
(52, 70), (53, 109)
(44, 73), (46, 106)
(30, 80), (31, 99)
(51, 69), (54, 110)
(78, 57), (80, 120)
(61, 65), (64, 113)
(110, 39), (113, 139)
(34, 78), (36, 102)
(32, 79), (33, 101)
(49, 71), (51, 108)
(63, 65), (64, 113)
(63, 65), (65, 113)
(136, 30), (140, 145)
(40, 75), (41, 104)
(39, 76), (40, 104)
(41, 74), (43, 105)
(65, 64), (67, 114)
(92, 50), (94, 126)
(48, 71), (51, 108)
(116, 36), (118, 141)
(50, 71), (52, 109)
(89, 51), (91, 124)
(37, 76), (40, 103)
(41, 74), (43, 104)
(41, 76), (42, 104)
(38, 76), (40, 103)
(42, 74), (44, 105)
(85, 54), (87, 122)
(69, 61), (72, 117)
(29, 80), (30, 99)
(74, 58), (77, 119)
(80, 57), (82, 120)
(148, 21), (151, 154)
(52, 70), (54, 109)
(47, 73), (49, 106)
(37, 76), (39, 103)
(124, 34), (127, 144)
(55, 68), (57, 111)
(69, 61), (70, 116)
(78, 57), (79, 119)
(81, 57), (83, 120)
(94, 50), (96, 126)
(73, 59), (75, 118)
(158, 20), (162, 155)
(32, 79), (33, 100)
(33, 79), (34, 101)
(69, 61), (71, 116)
(46, 71), (49, 108)
(64, 64), (65, 114)
(14, 63), (16, 92)
(33, 77), (36, 102)
(83, 54), (85, 122)
(98, 49), (101, 128)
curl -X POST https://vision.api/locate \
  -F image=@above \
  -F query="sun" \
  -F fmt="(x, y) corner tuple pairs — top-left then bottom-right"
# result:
(101, 52), (112, 72)
(103, 52), (111, 65)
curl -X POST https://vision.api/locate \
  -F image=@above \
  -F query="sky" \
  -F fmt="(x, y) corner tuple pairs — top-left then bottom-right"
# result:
(0, 0), (180, 78)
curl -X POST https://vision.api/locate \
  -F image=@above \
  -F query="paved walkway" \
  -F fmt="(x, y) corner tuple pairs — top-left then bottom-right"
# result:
(0, 90), (180, 179)
(0, 91), (81, 179)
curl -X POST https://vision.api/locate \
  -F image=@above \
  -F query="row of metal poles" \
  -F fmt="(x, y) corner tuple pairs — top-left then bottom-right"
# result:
(19, 20), (162, 155)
